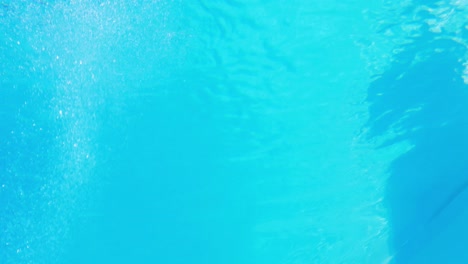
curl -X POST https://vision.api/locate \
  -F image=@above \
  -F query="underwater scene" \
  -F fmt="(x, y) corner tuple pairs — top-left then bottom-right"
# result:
(1, 0), (468, 263)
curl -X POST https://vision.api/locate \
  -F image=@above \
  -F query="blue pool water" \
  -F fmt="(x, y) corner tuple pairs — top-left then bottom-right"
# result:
(1, 1), (468, 263)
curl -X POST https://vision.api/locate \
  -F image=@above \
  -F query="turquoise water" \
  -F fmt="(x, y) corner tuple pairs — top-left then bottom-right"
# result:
(1, 1), (468, 263)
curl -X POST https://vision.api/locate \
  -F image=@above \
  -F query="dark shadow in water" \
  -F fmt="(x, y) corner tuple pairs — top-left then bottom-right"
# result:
(366, 8), (468, 263)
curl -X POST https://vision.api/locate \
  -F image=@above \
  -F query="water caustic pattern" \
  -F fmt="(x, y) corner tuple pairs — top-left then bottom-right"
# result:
(180, 3), (380, 263)
(0, 0), (467, 263)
